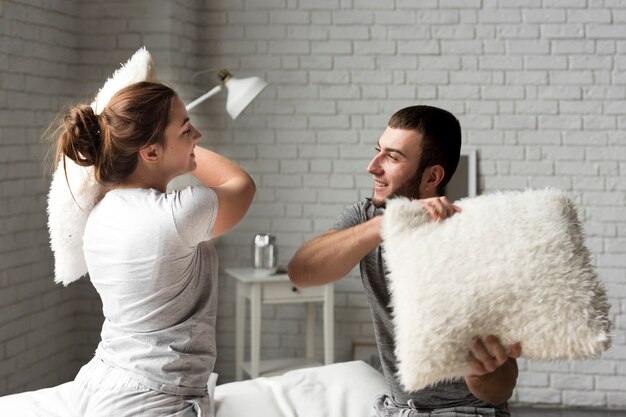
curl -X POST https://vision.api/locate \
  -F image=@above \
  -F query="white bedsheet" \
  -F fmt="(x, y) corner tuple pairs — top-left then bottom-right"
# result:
(215, 361), (389, 417)
(0, 361), (388, 417)
(0, 380), (76, 416)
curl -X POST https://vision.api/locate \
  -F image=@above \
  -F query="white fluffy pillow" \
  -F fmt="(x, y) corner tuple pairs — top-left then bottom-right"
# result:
(48, 47), (156, 285)
(381, 189), (612, 392)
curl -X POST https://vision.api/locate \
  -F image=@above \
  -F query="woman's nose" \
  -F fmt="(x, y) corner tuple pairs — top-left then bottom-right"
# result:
(193, 127), (202, 141)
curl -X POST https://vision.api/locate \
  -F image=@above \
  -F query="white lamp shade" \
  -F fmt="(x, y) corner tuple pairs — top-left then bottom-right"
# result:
(225, 75), (268, 119)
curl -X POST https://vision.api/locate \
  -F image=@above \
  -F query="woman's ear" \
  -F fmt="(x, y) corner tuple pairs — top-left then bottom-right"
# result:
(420, 165), (445, 196)
(138, 145), (160, 164)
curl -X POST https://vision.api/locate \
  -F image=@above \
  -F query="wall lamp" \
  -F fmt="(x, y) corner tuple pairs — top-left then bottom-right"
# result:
(186, 69), (268, 119)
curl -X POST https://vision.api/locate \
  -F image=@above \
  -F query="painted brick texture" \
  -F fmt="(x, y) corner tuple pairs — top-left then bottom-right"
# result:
(0, 0), (81, 395)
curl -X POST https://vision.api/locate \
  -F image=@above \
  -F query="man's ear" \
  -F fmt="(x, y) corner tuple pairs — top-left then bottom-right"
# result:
(138, 145), (160, 164)
(420, 165), (445, 196)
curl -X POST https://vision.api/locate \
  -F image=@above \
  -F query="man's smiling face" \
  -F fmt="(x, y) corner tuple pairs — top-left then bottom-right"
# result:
(367, 127), (425, 208)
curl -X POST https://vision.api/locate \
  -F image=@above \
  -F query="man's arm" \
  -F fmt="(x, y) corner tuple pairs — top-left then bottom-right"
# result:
(288, 196), (461, 288)
(465, 335), (522, 405)
(288, 216), (383, 288)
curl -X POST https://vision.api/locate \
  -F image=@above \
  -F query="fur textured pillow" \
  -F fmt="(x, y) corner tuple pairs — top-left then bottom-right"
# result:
(47, 47), (156, 285)
(381, 189), (612, 392)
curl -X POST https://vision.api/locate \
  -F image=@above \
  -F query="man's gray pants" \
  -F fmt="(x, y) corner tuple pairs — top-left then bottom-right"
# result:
(372, 395), (501, 417)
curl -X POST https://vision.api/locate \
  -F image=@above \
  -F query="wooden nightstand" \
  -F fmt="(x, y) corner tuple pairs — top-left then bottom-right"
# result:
(225, 267), (334, 380)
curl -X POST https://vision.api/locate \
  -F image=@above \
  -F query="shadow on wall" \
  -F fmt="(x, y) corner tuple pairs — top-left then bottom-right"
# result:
(72, 280), (104, 365)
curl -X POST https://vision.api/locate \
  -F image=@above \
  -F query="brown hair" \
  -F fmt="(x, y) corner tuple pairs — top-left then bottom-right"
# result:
(388, 105), (462, 195)
(55, 81), (177, 184)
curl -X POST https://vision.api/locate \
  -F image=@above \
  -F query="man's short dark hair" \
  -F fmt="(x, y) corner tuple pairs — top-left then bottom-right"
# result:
(388, 105), (462, 195)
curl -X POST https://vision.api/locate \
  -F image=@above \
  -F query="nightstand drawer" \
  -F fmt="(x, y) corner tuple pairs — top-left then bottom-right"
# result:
(262, 282), (325, 303)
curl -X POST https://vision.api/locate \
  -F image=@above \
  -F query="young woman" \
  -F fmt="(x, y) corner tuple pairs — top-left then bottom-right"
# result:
(54, 81), (255, 416)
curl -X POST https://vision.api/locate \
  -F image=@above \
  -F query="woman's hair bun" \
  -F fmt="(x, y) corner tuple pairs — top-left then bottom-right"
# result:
(53, 82), (176, 184)
(59, 104), (102, 167)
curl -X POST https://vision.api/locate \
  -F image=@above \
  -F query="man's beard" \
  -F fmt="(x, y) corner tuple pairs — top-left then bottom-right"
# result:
(371, 167), (424, 209)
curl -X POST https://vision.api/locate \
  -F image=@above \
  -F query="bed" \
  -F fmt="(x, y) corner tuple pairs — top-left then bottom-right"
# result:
(0, 361), (389, 416)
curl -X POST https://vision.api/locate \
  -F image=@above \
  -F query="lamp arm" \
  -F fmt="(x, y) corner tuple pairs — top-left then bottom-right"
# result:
(186, 85), (223, 111)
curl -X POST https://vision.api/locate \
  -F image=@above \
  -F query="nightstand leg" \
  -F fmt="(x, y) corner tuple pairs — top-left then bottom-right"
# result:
(323, 284), (334, 365)
(250, 284), (261, 378)
(306, 303), (315, 360)
(235, 281), (245, 381)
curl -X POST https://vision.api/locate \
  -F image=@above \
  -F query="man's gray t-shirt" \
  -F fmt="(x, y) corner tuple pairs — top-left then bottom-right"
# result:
(332, 198), (509, 414)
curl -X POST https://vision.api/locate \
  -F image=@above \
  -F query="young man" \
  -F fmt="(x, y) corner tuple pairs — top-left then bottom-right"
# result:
(288, 106), (521, 417)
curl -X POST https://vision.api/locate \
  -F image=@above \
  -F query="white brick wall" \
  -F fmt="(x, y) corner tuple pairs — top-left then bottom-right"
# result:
(0, 0), (83, 395)
(1, 0), (625, 410)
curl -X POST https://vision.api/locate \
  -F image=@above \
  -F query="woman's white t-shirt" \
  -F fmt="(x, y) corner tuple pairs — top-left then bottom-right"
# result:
(83, 186), (218, 396)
